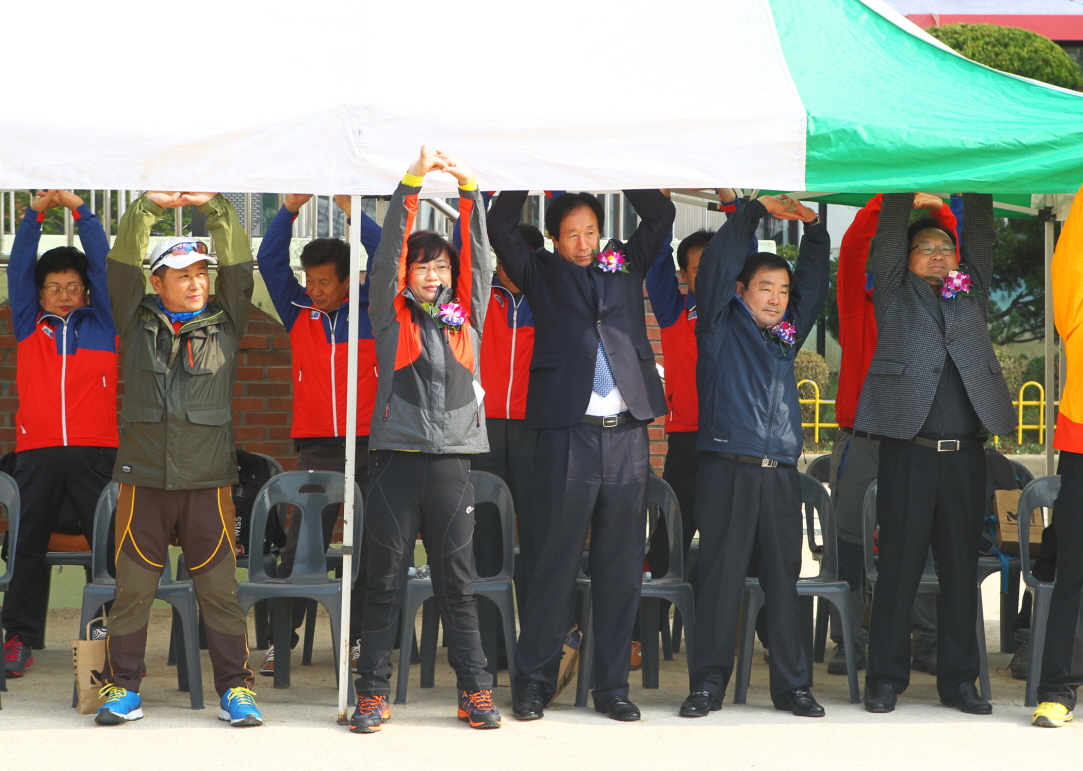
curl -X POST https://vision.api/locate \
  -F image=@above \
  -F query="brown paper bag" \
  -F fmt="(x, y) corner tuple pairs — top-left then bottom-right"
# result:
(72, 617), (108, 714)
(552, 625), (582, 700)
(994, 489), (1044, 558)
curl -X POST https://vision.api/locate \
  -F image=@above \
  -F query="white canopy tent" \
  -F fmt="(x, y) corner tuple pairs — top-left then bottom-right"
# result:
(5, 0), (1083, 719)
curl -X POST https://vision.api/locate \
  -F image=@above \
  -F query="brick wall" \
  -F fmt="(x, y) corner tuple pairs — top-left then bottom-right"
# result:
(0, 295), (673, 475)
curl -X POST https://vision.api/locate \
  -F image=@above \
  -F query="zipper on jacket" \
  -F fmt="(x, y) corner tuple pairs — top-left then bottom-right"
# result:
(506, 296), (519, 419)
(329, 309), (339, 436)
(187, 338), (194, 367)
(60, 319), (69, 446)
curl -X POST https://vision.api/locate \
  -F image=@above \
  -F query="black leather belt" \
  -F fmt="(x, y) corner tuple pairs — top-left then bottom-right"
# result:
(581, 412), (632, 428)
(838, 426), (879, 441)
(910, 435), (986, 452)
(713, 451), (782, 468)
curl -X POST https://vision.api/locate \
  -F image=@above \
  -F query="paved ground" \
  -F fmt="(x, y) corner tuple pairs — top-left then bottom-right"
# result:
(1, 576), (1078, 771)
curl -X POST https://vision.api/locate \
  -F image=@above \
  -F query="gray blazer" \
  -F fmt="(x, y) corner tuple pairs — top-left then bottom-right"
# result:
(853, 193), (1016, 440)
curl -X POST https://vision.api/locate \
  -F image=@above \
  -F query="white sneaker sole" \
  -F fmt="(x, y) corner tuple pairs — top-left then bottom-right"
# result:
(95, 708), (144, 725)
(1034, 714), (1072, 728)
(219, 709), (263, 727)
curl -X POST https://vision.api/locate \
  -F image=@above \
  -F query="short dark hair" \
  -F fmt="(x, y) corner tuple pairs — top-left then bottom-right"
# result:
(736, 252), (794, 288)
(545, 192), (604, 241)
(677, 230), (714, 272)
(35, 247), (89, 289)
(407, 231), (459, 287)
(300, 237), (350, 283)
(517, 223), (545, 252)
(907, 218), (957, 247)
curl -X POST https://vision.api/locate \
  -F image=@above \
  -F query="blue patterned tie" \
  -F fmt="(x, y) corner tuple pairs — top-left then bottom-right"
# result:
(593, 340), (615, 397)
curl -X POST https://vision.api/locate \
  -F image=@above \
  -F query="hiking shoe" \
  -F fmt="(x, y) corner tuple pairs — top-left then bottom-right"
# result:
(630, 640), (642, 671)
(350, 694), (390, 734)
(259, 646), (275, 676)
(350, 640), (361, 674)
(458, 689), (501, 729)
(1033, 702), (1073, 727)
(4, 635), (33, 677)
(1009, 630), (1030, 681)
(95, 685), (144, 725)
(827, 640), (866, 675)
(219, 687), (263, 726)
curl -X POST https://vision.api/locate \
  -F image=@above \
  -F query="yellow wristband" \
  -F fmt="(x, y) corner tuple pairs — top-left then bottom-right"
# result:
(402, 172), (425, 187)
(459, 178), (478, 192)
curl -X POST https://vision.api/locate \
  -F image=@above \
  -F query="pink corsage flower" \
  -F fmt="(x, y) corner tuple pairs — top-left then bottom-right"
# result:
(940, 270), (972, 299)
(436, 302), (466, 330)
(769, 321), (797, 347)
(595, 249), (628, 273)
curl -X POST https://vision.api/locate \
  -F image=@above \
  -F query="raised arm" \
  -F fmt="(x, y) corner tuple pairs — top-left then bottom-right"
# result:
(960, 193), (994, 291)
(107, 194), (163, 337)
(197, 193), (253, 337)
(788, 220), (832, 344)
(870, 192), (917, 301)
(696, 199), (767, 328)
(837, 194), (881, 322)
(8, 191), (59, 339)
(486, 190), (537, 292)
(644, 232), (684, 328)
(257, 198), (311, 328)
(456, 188), (491, 331)
(63, 191), (115, 334)
(621, 190), (677, 276)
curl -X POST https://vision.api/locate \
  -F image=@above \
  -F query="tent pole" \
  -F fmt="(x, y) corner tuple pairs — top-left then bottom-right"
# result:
(1045, 194), (1055, 476)
(338, 194), (363, 723)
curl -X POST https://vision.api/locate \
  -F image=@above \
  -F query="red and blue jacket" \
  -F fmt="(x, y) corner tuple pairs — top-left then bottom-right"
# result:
(644, 198), (744, 434)
(11, 205), (118, 452)
(257, 206), (381, 441)
(481, 277), (534, 420)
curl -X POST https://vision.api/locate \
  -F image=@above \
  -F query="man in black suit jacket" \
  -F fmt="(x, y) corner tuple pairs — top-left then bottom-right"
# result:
(854, 192), (1016, 715)
(488, 189), (674, 721)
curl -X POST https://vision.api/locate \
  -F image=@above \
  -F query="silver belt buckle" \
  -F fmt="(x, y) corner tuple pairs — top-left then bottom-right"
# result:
(937, 440), (960, 452)
(761, 458), (778, 468)
(602, 414), (620, 428)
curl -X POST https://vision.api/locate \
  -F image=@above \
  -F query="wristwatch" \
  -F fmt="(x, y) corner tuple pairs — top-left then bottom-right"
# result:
(803, 215), (821, 227)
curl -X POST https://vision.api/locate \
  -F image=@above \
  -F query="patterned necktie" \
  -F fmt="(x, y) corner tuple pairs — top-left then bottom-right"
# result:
(593, 339), (615, 397)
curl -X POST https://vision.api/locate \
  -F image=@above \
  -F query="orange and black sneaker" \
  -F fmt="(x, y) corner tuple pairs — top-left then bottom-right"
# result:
(4, 635), (33, 677)
(630, 640), (643, 671)
(349, 694), (390, 734)
(458, 689), (501, 729)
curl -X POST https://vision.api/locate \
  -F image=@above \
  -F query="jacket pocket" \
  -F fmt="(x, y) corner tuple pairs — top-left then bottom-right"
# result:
(868, 359), (906, 376)
(636, 341), (656, 360)
(120, 404), (164, 423)
(530, 351), (562, 369)
(989, 360), (1003, 374)
(182, 327), (224, 375)
(186, 407), (233, 426)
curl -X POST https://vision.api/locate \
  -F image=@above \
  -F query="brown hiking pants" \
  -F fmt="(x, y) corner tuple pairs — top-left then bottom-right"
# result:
(103, 484), (254, 696)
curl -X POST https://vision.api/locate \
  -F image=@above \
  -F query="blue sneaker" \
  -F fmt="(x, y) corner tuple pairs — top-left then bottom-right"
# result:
(95, 685), (144, 725)
(219, 687), (263, 727)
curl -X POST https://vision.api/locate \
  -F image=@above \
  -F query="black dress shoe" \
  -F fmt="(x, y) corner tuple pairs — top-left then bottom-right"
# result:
(595, 694), (641, 721)
(512, 682), (545, 721)
(940, 682), (992, 715)
(774, 689), (825, 717)
(864, 681), (897, 713)
(679, 691), (722, 717)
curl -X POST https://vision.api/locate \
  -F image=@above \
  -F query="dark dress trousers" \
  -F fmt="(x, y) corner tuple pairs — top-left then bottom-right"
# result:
(854, 193), (1016, 700)
(488, 189), (674, 707)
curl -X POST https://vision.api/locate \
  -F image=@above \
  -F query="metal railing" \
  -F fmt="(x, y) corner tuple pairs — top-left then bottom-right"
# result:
(797, 379), (1056, 446)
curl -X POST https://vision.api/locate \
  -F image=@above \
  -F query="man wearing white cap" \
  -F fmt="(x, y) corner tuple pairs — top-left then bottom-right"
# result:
(95, 191), (261, 727)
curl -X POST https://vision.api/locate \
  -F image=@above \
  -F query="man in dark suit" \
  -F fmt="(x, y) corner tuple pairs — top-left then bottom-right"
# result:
(488, 188), (674, 721)
(854, 193), (1016, 715)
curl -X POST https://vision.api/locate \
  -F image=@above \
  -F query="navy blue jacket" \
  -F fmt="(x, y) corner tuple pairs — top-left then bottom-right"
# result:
(488, 189), (675, 430)
(696, 200), (831, 465)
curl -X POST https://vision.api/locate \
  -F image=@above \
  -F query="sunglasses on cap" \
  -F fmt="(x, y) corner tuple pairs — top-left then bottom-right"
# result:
(160, 241), (209, 259)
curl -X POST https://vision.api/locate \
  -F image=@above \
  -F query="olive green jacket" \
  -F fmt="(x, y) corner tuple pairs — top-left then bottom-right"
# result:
(108, 194), (253, 490)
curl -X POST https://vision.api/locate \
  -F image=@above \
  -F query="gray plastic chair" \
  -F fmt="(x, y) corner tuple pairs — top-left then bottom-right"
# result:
(235, 470), (362, 691)
(1016, 475), (1059, 707)
(77, 482), (204, 709)
(574, 475), (696, 706)
(0, 471), (21, 702)
(805, 455), (832, 485)
(862, 481), (992, 701)
(734, 473), (861, 704)
(395, 471), (517, 704)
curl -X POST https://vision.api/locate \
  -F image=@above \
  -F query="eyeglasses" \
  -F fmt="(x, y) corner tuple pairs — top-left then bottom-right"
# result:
(42, 282), (85, 296)
(408, 262), (452, 275)
(159, 241), (209, 258)
(909, 243), (957, 257)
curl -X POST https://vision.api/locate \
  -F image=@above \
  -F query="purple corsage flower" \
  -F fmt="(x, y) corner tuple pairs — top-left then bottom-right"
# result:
(940, 270), (972, 299)
(769, 321), (797, 347)
(436, 302), (466, 330)
(595, 249), (628, 273)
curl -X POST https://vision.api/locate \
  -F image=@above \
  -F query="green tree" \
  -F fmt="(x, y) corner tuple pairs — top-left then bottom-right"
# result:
(927, 23), (1083, 90)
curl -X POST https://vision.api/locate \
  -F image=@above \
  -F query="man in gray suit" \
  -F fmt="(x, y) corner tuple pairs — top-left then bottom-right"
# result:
(854, 193), (1016, 715)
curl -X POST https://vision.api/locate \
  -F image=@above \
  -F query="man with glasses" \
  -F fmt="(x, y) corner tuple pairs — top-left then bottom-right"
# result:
(3, 190), (118, 679)
(855, 194), (1015, 715)
(95, 192), (262, 727)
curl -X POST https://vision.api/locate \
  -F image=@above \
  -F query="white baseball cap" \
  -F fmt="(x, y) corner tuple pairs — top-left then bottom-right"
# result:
(148, 237), (218, 273)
